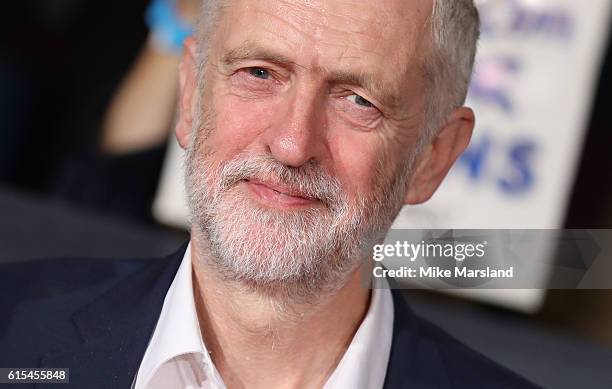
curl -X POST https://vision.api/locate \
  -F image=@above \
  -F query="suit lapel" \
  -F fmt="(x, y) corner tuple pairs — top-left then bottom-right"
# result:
(38, 243), (188, 389)
(383, 289), (452, 389)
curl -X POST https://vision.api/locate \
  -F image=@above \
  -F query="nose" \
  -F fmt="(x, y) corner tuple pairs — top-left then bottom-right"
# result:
(262, 85), (329, 167)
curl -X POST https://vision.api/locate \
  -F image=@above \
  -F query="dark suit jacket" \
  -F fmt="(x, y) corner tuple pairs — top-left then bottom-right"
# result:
(0, 243), (539, 388)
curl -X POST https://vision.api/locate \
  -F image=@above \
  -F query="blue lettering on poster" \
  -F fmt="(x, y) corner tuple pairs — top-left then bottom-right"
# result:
(479, 0), (573, 39)
(456, 134), (537, 195)
(498, 139), (536, 193)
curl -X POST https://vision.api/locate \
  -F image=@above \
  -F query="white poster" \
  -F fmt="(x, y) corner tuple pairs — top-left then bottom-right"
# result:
(394, 0), (612, 311)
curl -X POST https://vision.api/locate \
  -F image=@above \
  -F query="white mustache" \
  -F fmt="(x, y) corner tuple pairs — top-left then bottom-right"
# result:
(217, 154), (345, 209)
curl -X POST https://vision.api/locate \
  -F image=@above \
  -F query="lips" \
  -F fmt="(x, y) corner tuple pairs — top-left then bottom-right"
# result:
(244, 179), (319, 207)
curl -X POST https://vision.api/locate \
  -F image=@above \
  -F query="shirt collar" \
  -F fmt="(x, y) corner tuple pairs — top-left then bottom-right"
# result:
(323, 273), (394, 389)
(135, 243), (212, 388)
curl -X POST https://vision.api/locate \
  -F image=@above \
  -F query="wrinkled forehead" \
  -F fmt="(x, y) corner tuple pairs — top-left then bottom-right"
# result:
(210, 0), (434, 102)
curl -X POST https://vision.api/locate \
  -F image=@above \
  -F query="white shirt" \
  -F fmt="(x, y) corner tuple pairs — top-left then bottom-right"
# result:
(133, 243), (394, 389)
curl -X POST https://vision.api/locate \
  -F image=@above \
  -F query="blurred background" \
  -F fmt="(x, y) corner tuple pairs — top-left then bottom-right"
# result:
(0, 0), (611, 387)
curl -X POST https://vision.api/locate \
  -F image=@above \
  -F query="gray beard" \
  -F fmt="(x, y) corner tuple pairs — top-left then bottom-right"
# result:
(184, 115), (413, 302)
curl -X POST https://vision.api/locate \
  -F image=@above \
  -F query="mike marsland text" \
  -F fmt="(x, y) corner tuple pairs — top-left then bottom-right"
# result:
(373, 266), (515, 279)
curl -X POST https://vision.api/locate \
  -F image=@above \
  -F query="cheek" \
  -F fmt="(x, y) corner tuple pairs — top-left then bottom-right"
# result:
(206, 92), (279, 160)
(326, 125), (386, 201)
(326, 112), (415, 204)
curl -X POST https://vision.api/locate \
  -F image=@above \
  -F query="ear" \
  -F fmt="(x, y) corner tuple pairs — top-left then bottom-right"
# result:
(176, 36), (199, 150)
(404, 107), (475, 204)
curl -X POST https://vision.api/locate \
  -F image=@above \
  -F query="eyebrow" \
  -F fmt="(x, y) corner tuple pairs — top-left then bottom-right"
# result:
(220, 42), (296, 68)
(220, 42), (400, 109)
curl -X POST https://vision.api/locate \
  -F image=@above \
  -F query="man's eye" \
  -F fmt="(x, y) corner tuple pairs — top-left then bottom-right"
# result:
(248, 67), (270, 80)
(346, 94), (374, 108)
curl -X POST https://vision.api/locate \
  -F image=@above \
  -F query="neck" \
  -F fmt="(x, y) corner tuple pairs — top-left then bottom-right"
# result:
(190, 239), (371, 389)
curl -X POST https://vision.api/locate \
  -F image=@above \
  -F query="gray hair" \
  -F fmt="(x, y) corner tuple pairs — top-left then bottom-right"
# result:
(424, 0), (480, 142)
(193, 0), (479, 141)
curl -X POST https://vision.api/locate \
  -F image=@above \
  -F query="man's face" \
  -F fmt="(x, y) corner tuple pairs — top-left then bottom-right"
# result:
(182, 0), (436, 293)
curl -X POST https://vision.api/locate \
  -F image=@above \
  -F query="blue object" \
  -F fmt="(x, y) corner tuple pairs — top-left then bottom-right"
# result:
(145, 0), (194, 54)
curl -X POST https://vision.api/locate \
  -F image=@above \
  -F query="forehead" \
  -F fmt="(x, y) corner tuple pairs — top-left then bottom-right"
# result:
(212, 0), (433, 102)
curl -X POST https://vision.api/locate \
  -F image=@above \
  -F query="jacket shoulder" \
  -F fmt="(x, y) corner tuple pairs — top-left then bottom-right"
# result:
(415, 315), (541, 389)
(1, 256), (148, 304)
(0, 257), (152, 366)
